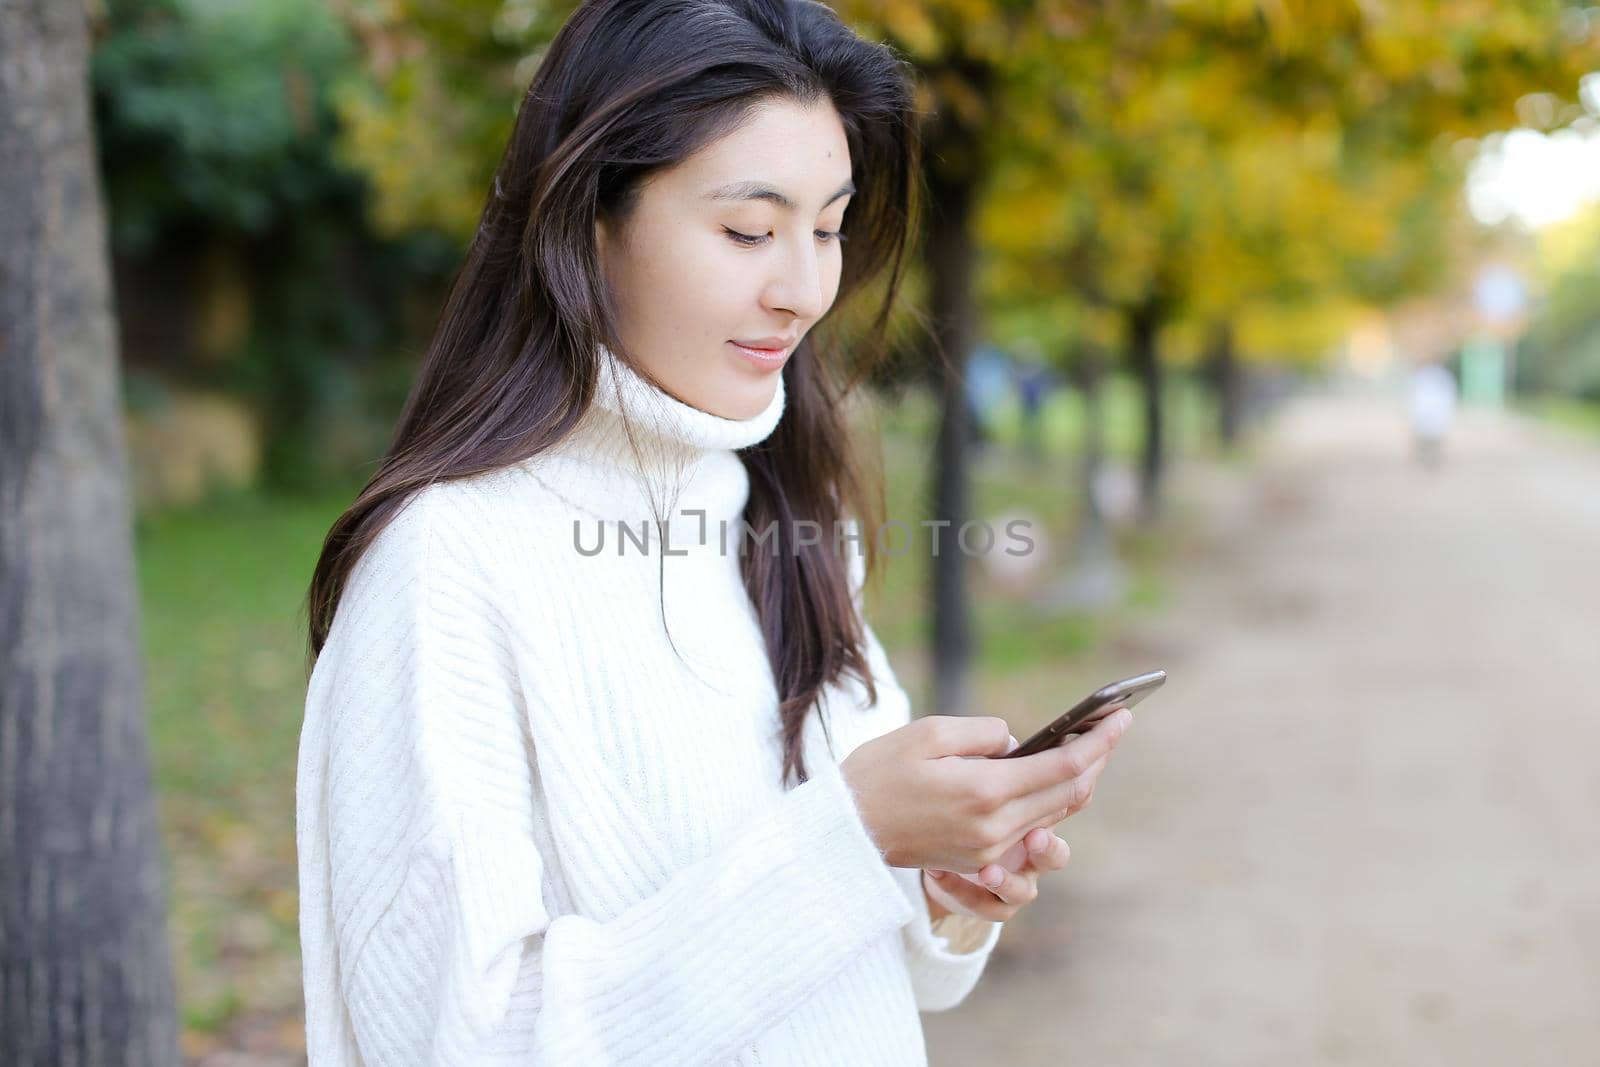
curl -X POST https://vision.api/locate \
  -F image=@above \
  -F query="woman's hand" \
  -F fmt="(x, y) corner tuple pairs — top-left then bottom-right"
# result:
(922, 826), (1070, 922)
(841, 706), (1132, 874)
(919, 714), (1130, 922)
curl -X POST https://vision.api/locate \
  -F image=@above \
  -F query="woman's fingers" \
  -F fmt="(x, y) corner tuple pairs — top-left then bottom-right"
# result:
(972, 861), (1039, 907)
(927, 869), (1021, 921)
(925, 832), (1070, 921)
(1038, 832), (1070, 871)
(1024, 827), (1072, 872)
(991, 708), (1131, 798)
(996, 747), (1114, 842)
(987, 824), (1073, 877)
(989, 830), (1037, 874)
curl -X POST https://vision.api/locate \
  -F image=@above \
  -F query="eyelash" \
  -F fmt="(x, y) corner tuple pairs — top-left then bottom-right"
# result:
(723, 227), (847, 248)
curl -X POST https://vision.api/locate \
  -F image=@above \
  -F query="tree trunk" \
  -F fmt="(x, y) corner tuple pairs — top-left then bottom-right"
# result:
(1127, 300), (1165, 523)
(1206, 320), (1242, 450)
(0, 2), (182, 1063)
(924, 159), (980, 718)
(1077, 346), (1108, 534)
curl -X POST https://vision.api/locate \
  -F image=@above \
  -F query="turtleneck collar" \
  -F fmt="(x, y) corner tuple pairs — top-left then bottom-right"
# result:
(520, 343), (787, 535)
(589, 342), (787, 454)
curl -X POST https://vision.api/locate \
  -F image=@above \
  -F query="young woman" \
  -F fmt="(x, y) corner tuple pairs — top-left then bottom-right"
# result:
(296, 1), (1131, 1062)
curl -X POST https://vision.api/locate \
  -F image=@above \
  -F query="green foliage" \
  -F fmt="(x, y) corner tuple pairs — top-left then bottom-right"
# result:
(214, 223), (460, 492)
(93, 0), (471, 491)
(995, 1), (1593, 365)
(329, 0), (579, 240)
(328, 0), (1597, 383)
(1518, 202), (1600, 399)
(95, 0), (1600, 495)
(91, 0), (363, 249)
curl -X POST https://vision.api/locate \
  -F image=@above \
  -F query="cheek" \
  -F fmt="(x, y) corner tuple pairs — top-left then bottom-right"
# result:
(629, 234), (740, 325)
(691, 240), (767, 322)
(823, 256), (844, 306)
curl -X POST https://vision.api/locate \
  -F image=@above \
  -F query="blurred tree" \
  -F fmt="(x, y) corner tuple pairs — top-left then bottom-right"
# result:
(833, 0), (1074, 716)
(328, 0), (578, 241)
(982, 0), (1598, 517)
(0, 0), (180, 1062)
(91, 0), (456, 491)
(91, 0), (355, 250)
(1518, 201), (1600, 399)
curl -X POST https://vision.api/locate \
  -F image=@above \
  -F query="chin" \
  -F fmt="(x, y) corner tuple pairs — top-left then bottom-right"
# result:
(709, 377), (776, 420)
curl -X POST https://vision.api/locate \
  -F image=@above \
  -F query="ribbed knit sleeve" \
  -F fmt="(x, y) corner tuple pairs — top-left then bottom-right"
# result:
(343, 767), (918, 1065)
(887, 863), (1003, 1011)
(843, 525), (1004, 1012)
(305, 489), (920, 1065)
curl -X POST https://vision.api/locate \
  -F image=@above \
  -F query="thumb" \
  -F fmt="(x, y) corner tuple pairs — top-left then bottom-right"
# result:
(920, 715), (1014, 758)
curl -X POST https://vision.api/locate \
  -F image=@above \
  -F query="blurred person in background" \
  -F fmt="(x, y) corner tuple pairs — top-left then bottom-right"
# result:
(1407, 360), (1459, 469)
(1016, 358), (1055, 464)
(964, 342), (1013, 452)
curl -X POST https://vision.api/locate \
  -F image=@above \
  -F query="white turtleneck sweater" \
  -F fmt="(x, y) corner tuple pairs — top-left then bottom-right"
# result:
(295, 345), (1003, 1066)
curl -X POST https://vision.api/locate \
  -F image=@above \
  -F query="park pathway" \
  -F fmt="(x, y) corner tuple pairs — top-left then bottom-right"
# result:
(925, 381), (1600, 1066)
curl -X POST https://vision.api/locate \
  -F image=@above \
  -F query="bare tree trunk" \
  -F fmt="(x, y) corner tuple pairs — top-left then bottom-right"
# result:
(925, 162), (979, 718)
(1033, 343), (1126, 614)
(1076, 346), (1108, 535)
(1206, 320), (1242, 451)
(1126, 299), (1165, 523)
(0, 2), (181, 1063)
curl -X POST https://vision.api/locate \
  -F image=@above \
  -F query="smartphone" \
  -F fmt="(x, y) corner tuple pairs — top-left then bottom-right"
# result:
(997, 670), (1167, 759)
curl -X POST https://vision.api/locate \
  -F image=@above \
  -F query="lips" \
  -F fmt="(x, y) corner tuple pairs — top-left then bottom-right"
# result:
(729, 340), (791, 366)
(732, 336), (798, 351)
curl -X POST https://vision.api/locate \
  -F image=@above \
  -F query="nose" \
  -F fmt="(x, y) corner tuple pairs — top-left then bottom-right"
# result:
(763, 239), (828, 322)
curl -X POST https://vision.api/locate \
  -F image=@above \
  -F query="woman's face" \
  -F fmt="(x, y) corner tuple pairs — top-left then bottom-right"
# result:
(596, 96), (854, 419)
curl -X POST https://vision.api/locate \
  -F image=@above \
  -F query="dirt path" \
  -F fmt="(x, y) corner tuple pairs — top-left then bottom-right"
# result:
(925, 383), (1600, 1065)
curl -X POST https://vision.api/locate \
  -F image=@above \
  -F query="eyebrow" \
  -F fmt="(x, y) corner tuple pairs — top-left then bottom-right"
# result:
(703, 178), (857, 212)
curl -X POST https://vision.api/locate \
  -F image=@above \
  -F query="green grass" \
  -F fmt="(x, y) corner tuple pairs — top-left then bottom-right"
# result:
(137, 483), (364, 808)
(1515, 395), (1600, 438)
(875, 372), (1219, 467)
(864, 375), (1207, 673)
(137, 482), (362, 1049)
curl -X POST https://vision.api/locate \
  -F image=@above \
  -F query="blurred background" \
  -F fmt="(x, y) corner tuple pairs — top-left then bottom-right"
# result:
(5, 0), (1599, 1063)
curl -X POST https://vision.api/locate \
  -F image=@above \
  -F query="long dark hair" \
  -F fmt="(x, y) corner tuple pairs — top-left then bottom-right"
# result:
(306, 0), (924, 788)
